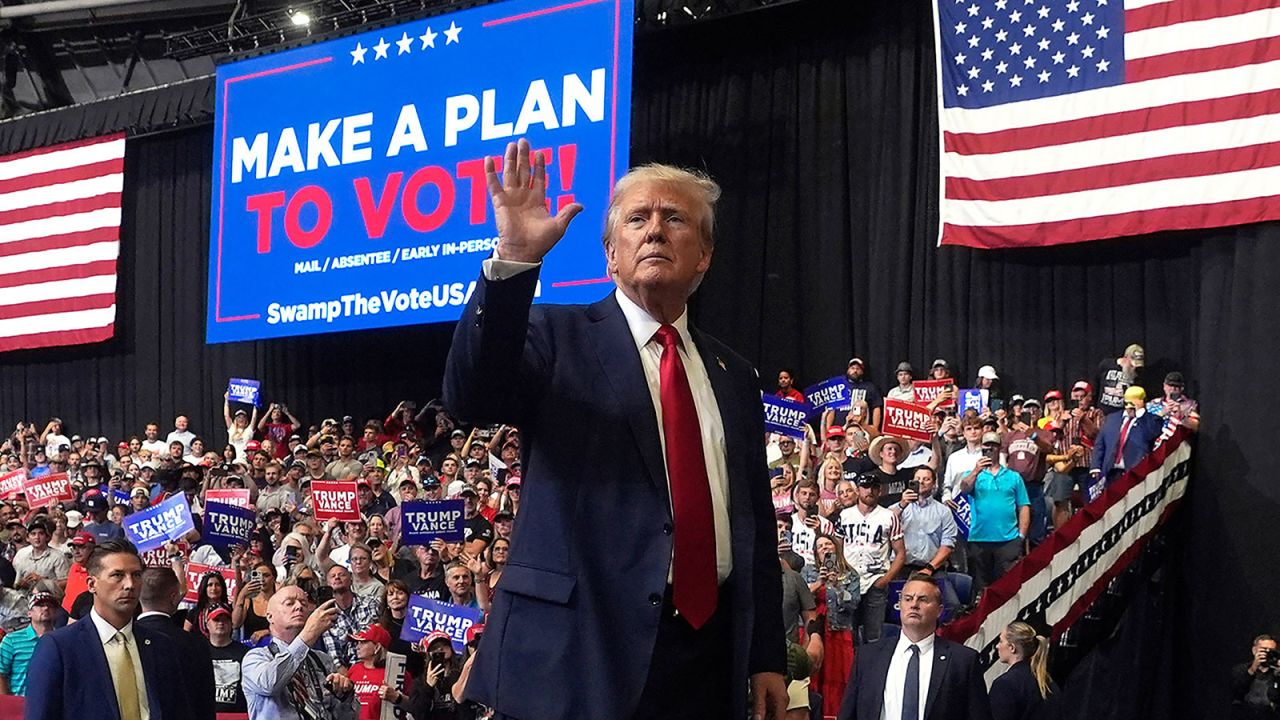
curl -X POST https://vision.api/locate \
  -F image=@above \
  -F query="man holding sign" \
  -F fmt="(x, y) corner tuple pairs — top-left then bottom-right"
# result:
(444, 140), (786, 720)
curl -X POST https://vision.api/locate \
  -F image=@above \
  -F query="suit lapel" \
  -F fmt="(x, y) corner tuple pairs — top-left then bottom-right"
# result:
(688, 327), (747, 548)
(134, 624), (165, 720)
(866, 639), (894, 717)
(586, 294), (670, 513)
(924, 638), (950, 720)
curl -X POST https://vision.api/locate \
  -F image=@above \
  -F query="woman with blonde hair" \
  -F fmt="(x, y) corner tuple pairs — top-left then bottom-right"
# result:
(800, 533), (861, 719)
(817, 454), (844, 517)
(992, 620), (1058, 720)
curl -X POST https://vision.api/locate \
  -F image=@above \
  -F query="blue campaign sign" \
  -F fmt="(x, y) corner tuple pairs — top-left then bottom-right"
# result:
(958, 388), (988, 415)
(111, 489), (130, 506)
(228, 377), (261, 406)
(204, 501), (257, 547)
(402, 595), (484, 651)
(804, 377), (852, 412)
(762, 395), (811, 439)
(123, 493), (195, 552)
(207, 0), (635, 343)
(400, 499), (465, 545)
(951, 495), (972, 540)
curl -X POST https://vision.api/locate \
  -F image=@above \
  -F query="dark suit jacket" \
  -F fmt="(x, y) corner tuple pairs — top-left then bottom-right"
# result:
(443, 270), (784, 720)
(1090, 410), (1163, 475)
(136, 612), (216, 720)
(24, 613), (195, 720)
(837, 627), (993, 720)
(989, 661), (1056, 720)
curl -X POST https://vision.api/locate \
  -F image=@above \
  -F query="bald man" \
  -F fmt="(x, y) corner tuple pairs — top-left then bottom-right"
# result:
(240, 587), (359, 720)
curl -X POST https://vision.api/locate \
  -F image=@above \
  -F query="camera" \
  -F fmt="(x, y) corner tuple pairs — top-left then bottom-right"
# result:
(1263, 647), (1280, 667)
(822, 555), (837, 574)
(906, 479), (920, 493)
(983, 446), (1000, 463)
(429, 649), (448, 665)
(284, 545), (299, 564)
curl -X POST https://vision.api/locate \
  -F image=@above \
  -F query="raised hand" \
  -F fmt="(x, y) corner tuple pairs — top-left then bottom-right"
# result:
(486, 138), (583, 263)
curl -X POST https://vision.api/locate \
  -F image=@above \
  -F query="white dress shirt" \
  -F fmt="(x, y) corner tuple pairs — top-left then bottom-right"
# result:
(881, 631), (935, 720)
(89, 607), (151, 720)
(481, 257), (733, 583)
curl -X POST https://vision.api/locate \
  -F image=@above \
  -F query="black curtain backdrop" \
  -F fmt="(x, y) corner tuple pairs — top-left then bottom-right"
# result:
(0, 2), (1272, 718)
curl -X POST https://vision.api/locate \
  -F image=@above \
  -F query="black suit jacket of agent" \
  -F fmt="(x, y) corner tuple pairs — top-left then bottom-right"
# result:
(838, 626), (994, 720)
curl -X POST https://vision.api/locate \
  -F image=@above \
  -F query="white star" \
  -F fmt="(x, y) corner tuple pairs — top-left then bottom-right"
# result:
(982, 79), (995, 92)
(373, 37), (390, 59)
(1096, 58), (1110, 72)
(982, 15), (995, 29)
(1067, 64), (1080, 78)
(955, 21), (967, 34)
(954, 52), (967, 64)
(1081, 44), (1095, 58)
(1052, 50), (1066, 64)
(396, 32), (413, 55)
(1081, 12), (1095, 24)
(419, 26), (438, 48)
(968, 35), (981, 47)
(1097, 0), (1107, 4)
(968, 3), (980, 15)
(1052, 18), (1065, 32)
(350, 42), (368, 64)
(1023, 55), (1037, 68)
(958, 84), (970, 96)
(1066, 32), (1080, 45)
(1023, 24), (1037, 36)
(1009, 42), (1023, 54)
(995, 29), (1009, 41)
(996, 60), (1009, 73)
(968, 66), (981, 78)
(1038, 69), (1051, 82)
(443, 21), (462, 44)
(1096, 25), (1110, 39)
(995, 0), (1008, 9)
(1066, 0), (1079, 10)
(1009, 10), (1022, 23)
(1038, 38), (1051, 51)
(1037, 5), (1050, 18)
(1010, 74), (1023, 87)
(981, 47), (995, 61)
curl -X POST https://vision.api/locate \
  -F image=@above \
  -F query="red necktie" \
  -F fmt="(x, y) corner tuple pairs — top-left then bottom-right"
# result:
(654, 325), (717, 629)
(1115, 414), (1133, 466)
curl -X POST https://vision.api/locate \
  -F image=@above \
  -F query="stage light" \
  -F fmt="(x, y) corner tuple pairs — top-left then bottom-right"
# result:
(290, 9), (311, 26)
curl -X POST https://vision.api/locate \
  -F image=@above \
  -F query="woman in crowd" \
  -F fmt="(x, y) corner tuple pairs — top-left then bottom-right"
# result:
(770, 466), (796, 515)
(485, 537), (509, 594)
(802, 533), (860, 719)
(230, 560), (275, 643)
(817, 455), (844, 517)
(349, 544), (385, 599)
(378, 580), (423, 677)
(223, 392), (258, 460)
(347, 623), (394, 720)
(184, 570), (232, 636)
(991, 620), (1058, 720)
(391, 631), (471, 720)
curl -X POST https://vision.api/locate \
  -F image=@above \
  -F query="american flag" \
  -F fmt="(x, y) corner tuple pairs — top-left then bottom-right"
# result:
(0, 134), (123, 352)
(934, 0), (1280, 248)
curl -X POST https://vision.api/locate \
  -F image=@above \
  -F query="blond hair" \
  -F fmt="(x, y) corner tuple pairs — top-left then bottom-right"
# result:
(603, 164), (721, 248)
(1005, 621), (1053, 699)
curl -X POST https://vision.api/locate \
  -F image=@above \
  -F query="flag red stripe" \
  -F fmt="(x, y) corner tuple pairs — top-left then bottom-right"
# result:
(0, 292), (115, 321)
(944, 87), (1280, 155)
(1126, 36), (1280, 84)
(0, 226), (119, 259)
(1124, 0), (1276, 33)
(940, 194), (1280, 248)
(946, 140), (1280, 200)
(0, 192), (120, 227)
(0, 158), (123, 196)
(0, 260), (116, 290)
(0, 325), (114, 353)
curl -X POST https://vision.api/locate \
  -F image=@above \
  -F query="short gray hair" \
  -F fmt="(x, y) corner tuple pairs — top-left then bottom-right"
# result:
(603, 164), (721, 247)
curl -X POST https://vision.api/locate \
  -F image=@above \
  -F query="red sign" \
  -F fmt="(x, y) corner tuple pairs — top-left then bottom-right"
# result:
(183, 562), (239, 605)
(312, 481), (361, 521)
(882, 399), (935, 443)
(23, 472), (73, 508)
(0, 470), (26, 500)
(206, 488), (251, 510)
(913, 379), (957, 409)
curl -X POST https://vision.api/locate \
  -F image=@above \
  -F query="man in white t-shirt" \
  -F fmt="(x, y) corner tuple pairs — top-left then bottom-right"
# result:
(166, 415), (196, 452)
(788, 480), (832, 567)
(835, 475), (905, 644)
(38, 419), (69, 459)
(140, 422), (168, 457)
(943, 416), (986, 500)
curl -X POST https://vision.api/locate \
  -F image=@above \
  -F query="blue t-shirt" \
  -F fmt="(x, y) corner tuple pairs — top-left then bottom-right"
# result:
(964, 466), (1030, 543)
(0, 624), (40, 695)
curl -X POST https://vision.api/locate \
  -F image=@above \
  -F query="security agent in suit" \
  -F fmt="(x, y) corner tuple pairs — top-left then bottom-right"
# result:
(24, 539), (195, 720)
(444, 139), (788, 720)
(838, 574), (992, 720)
(136, 567), (216, 720)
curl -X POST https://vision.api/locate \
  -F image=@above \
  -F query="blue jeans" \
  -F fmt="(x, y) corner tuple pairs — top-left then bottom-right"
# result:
(1026, 481), (1049, 545)
(854, 584), (887, 645)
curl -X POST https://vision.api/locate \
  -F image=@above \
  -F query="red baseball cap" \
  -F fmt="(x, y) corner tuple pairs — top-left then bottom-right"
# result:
(465, 623), (485, 645)
(349, 623), (392, 649)
(245, 441), (261, 451)
(207, 607), (232, 623)
(420, 630), (453, 649)
(69, 531), (96, 547)
(1043, 390), (1063, 401)
(826, 426), (845, 439)
(1072, 380), (1093, 394)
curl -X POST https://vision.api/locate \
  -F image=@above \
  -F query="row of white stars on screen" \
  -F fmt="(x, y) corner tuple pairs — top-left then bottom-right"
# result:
(955, 59), (1110, 94)
(955, 42), (1106, 69)
(351, 21), (462, 64)
(955, 16), (1111, 39)
(953, 0), (1106, 8)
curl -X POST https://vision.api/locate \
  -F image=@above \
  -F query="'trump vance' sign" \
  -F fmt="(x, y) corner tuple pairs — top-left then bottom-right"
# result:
(401, 500), (465, 545)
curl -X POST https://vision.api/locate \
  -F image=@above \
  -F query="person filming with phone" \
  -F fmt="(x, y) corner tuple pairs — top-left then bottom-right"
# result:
(1233, 634), (1280, 718)
(955, 432), (1030, 600)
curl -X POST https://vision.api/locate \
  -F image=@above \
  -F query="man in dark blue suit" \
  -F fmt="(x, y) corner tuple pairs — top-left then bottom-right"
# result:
(1091, 385), (1165, 488)
(838, 574), (992, 720)
(444, 139), (787, 720)
(25, 539), (194, 720)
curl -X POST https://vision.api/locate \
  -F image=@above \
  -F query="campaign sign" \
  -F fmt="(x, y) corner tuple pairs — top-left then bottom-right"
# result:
(0, 469), (25, 500)
(111, 488), (130, 506)
(402, 595), (484, 651)
(183, 563), (239, 604)
(762, 395), (812, 439)
(207, 0), (636, 343)
(123, 493), (195, 552)
(914, 379), (957, 408)
(959, 388), (989, 415)
(381, 652), (410, 720)
(204, 501), (257, 547)
(951, 495), (972, 540)
(881, 399), (934, 443)
(400, 499), (465, 545)
(228, 377), (261, 406)
(311, 481), (361, 521)
(804, 377), (852, 412)
(22, 472), (73, 508)
(206, 488), (252, 509)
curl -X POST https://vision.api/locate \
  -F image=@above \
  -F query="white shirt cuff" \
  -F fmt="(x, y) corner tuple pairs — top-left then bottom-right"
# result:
(482, 248), (540, 281)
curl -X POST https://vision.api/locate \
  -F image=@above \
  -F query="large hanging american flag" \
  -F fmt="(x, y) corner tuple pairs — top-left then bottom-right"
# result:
(0, 134), (124, 352)
(933, 0), (1280, 249)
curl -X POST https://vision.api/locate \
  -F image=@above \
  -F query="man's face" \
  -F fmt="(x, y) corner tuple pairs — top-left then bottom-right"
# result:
(175, 416), (188, 431)
(836, 482), (857, 508)
(778, 371), (793, 389)
(825, 437), (845, 453)
(265, 467), (281, 485)
(28, 528), (47, 549)
(605, 179), (712, 298)
(252, 452), (268, 470)
(446, 567), (474, 597)
(463, 494), (478, 516)
(880, 442), (901, 465)
(915, 469), (936, 497)
(7, 526), (24, 544)
(794, 485), (818, 510)
(846, 363), (864, 381)
(856, 482), (882, 505)
(399, 484), (419, 501)
(327, 565), (352, 592)
(494, 518), (513, 538)
(71, 543), (93, 564)
(345, 522), (368, 543)
(1071, 388), (1086, 405)
(451, 435), (465, 450)
(145, 424), (159, 440)
(1164, 382), (1183, 400)
(338, 439), (354, 457)
(424, 485), (443, 500)
(267, 586), (313, 633)
(962, 423), (982, 444)
(463, 465), (478, 482)
(29, 601), (53, 624)
(168, 443), (183, 460)
(442, 459), (457, 475)
(468, 444), (485, 459)
(368, 468), (385, 490)
(777, 438), (795, 457)
(306, 455), (323, 470)
(88, 552), (143, 617)
(358, 486), (373, 506)
(899, 580), (943, 632)
(897, 370), (912, 385)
